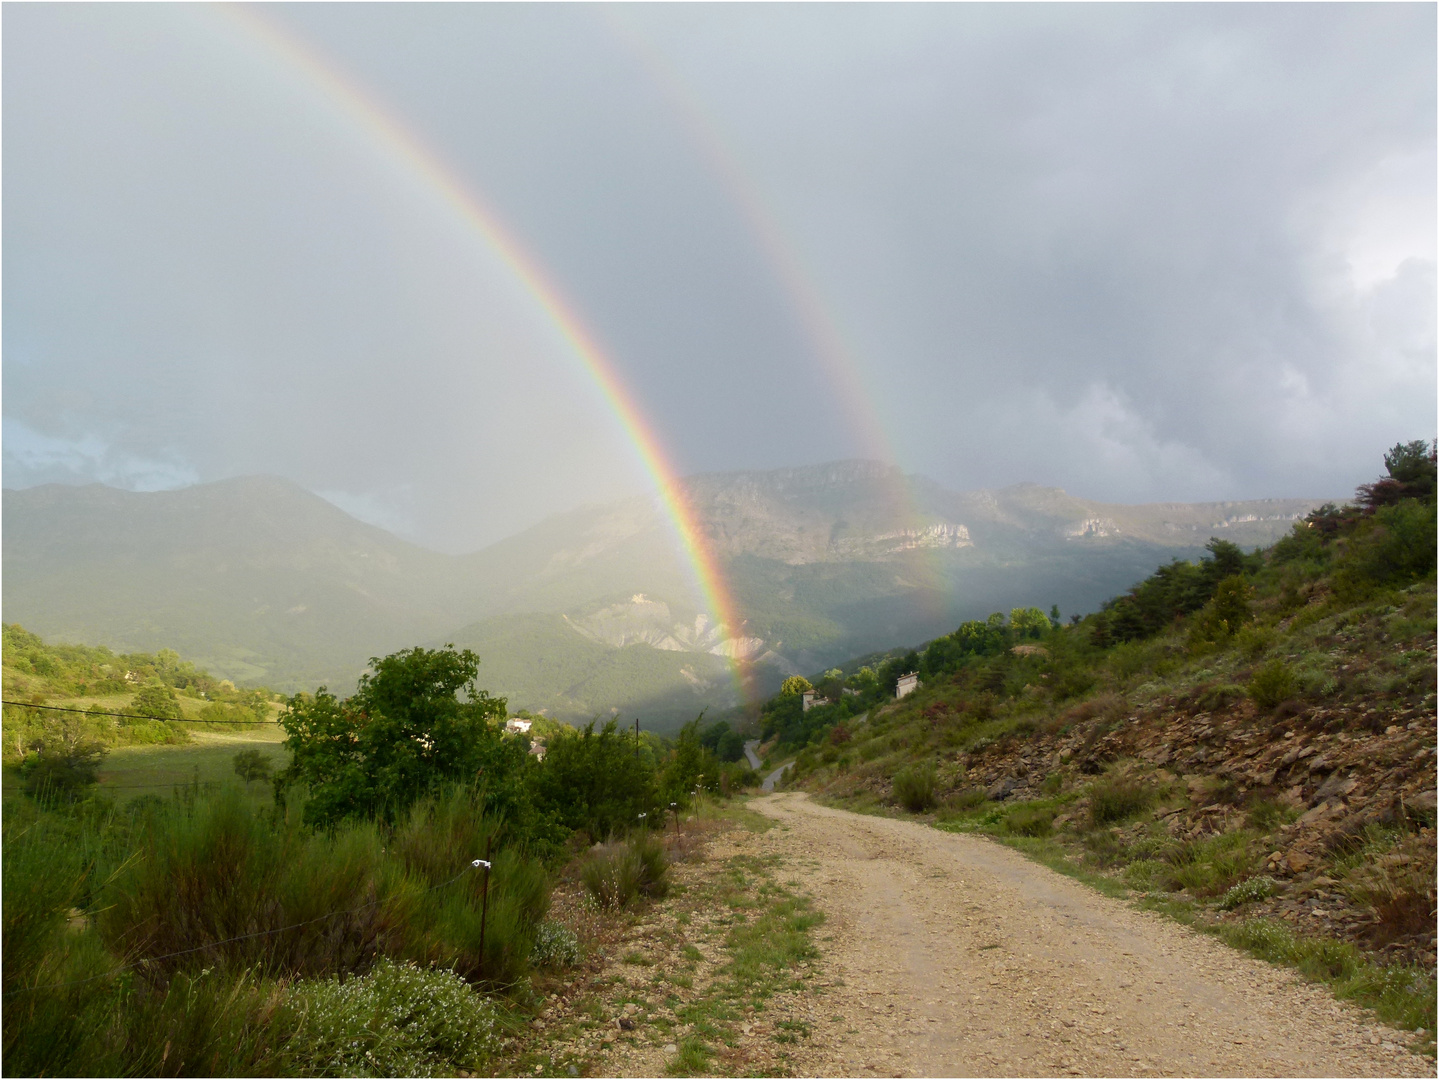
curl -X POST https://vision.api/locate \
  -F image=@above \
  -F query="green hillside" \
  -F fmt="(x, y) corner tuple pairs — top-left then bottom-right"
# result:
(756, 442), (1437, 1035)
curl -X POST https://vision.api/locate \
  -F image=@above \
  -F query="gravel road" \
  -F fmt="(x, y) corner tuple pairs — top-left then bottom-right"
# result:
(751, 792), (1429, 1077)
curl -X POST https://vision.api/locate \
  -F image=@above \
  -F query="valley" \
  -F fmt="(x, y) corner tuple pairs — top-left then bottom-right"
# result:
(2, 461), (1321, 728)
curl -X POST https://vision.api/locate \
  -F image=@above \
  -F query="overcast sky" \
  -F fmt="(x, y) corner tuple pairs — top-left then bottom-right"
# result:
(5, 3), (1434, 552)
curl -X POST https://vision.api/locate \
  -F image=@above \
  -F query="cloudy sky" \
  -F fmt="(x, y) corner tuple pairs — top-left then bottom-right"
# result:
(5, 3), (1434, 552)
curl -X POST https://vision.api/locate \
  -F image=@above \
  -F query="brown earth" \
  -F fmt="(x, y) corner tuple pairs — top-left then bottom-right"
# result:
(748, 791), (1430, 1077)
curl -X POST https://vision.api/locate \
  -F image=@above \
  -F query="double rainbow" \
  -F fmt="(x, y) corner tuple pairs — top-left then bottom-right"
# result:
(223, 7), (754, 700)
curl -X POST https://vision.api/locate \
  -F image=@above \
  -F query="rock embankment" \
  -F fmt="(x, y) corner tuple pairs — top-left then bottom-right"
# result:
(944, 642), (1437, 969)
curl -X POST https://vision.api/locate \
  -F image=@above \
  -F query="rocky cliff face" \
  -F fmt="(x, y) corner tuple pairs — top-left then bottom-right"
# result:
(675, 462), (1319, 567)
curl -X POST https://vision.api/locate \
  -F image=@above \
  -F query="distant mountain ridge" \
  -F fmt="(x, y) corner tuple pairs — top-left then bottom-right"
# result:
(2, 463), (1324, 726)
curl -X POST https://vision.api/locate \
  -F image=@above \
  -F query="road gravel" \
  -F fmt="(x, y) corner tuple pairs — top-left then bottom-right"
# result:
(751, 791), (1430, 1077)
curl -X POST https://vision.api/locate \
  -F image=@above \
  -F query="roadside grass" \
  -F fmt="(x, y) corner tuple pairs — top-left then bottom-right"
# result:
(697, 797), (777, 834)
(1135, 894), (1437, 1057)
(666, 854), (824, 1077)
(492, 814), (825, 1079)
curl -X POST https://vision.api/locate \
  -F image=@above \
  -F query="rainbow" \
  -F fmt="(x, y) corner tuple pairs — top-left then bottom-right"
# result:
(217, 6), (755, 700)
(604, 14), (953, 612)
(601, 9), (900, 470)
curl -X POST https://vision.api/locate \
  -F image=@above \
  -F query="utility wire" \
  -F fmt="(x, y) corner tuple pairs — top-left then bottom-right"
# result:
(1, 700), (281, 725)
(5, 861), (489, 997)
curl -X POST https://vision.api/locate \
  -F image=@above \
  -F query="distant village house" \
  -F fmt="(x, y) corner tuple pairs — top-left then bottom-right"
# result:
(801, 690), (832, 712)
(505, 718), (533, 735)
(895, 672), (920, 699)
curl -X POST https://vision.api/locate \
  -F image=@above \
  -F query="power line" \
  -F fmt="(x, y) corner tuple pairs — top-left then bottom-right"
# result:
(1, 699), (281, 725)
(5, 860), (490, 997)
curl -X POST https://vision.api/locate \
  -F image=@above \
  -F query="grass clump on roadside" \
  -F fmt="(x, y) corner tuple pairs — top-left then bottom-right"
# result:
(891, 762), (936, 812)
(1216, 919), (1436, 1052)
(1088, 776), (1156, 826)
(1218, 875), (1278, 910)
(581, 833), (671, 910)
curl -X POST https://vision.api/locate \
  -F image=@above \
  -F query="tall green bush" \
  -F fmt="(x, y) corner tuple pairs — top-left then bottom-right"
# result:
(1248, 660), (1298, 710)
(892, 762), (936, 812)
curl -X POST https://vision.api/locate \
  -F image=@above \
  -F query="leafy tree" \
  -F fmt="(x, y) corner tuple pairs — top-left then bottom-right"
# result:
(660, 718), (710, 806)
(276, 646), (519, 827)
(1010, 607), (1051, 639)
(1091, 538), (1251, 646)
(1191, 575), (1254, 642)
(1358, 440), (1437, 508)
(698, 719), (747, 763)
(19, 741), (106, 802)
(953, 618), (1008, 657)
(715, 728), (746, 763)
(779, 676), (813, 697)
(233, 747), (273, 786)
(130, 684), (183, 722)
(530, 719), (656, 839)
(847, 666), (879, 694)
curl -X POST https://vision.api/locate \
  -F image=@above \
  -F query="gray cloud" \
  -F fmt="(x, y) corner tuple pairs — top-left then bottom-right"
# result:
(5, 4), (1433, 551)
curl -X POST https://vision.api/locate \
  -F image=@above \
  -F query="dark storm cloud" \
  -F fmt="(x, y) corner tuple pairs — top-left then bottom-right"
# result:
(4, 4), (1434, 551)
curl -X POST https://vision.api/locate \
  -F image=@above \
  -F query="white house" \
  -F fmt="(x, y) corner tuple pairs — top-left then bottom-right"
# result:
(505, 718), (533, 735)
(895, 672), (920, 699)
(801, 690), (831, 712)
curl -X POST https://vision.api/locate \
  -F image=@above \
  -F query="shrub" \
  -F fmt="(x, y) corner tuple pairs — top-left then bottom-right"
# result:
(580, 834), (670, 910)
(1219, 875), (1277, 910)
(891, 763), (936, 812)
(97, 789), (420, 979)
(1164, 831), (1256, 896)
(944, 787), (987, 811)
(1061, 693), (1125, 726)
(529, 922), (582, 969)
(18, 742), (106, 803)
(1003, 805), (1055, 837)
(426, 846), (550, 984)
(1195, 683), (1246, 713)
(281, 959), (499, 1077)
(1232, 626), (1274, 660)
(1248, 660), (1298, 710)
(1087, 778), (1154, 826)
(1122, 858), (1167, 891)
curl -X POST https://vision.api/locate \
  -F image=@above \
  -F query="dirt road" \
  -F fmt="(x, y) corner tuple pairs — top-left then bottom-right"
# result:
(752, 792), (1429, 1077)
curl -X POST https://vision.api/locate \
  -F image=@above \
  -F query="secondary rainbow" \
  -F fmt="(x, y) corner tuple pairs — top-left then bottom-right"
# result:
(220, 6), (754, 698)
(605, 13), (953, 611)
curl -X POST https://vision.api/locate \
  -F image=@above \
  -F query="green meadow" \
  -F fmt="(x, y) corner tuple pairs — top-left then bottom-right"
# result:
(93, 729), (288, 802)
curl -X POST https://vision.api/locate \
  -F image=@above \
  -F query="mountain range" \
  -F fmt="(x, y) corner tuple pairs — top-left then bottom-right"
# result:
(2, 461), (1323, 727)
